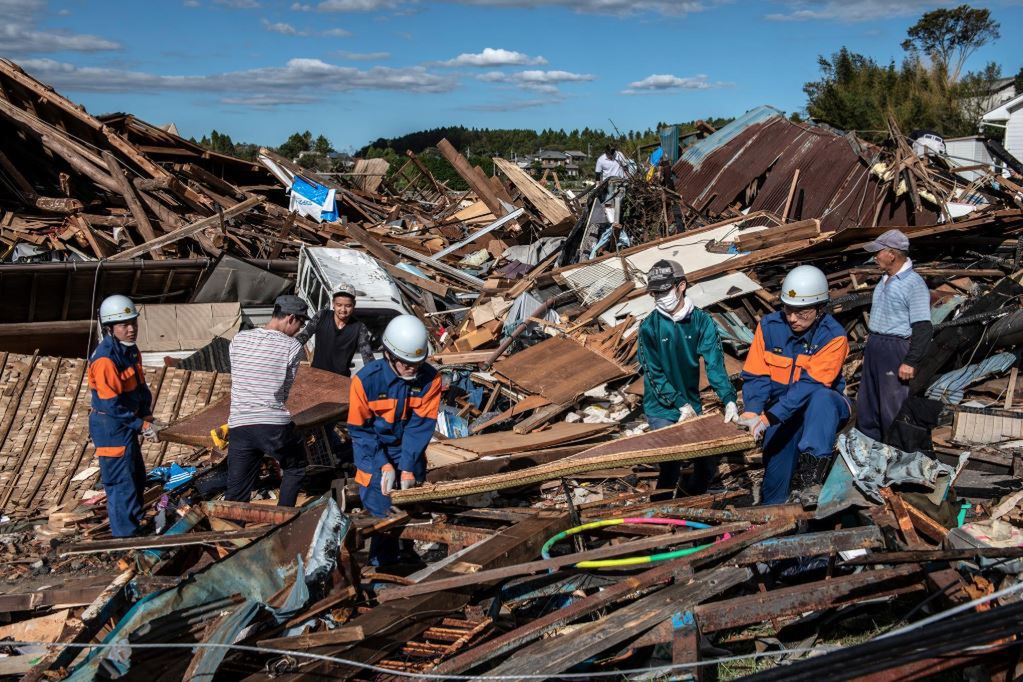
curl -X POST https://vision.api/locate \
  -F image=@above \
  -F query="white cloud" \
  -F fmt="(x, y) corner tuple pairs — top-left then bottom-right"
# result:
(454, 0), (709, 14)
(622, 73), (730, 94)
(221, 94), (320, 107)
(213, 0), (260, 7)
(440, 47), (546, 67)
(291, 1), (313, 8)
(19, 57), (457, 104)
(322, 27), (353, 36)
(183, 0), (200, 5)
(316, 0), (402, 9)
(0, 0), (120, 54)
(765, 0), (953, 22)
(334, 50), (390, 60)
(262, 19), (306, 34)
(478, 69), (593, 94)
(466, 98), (551, 111)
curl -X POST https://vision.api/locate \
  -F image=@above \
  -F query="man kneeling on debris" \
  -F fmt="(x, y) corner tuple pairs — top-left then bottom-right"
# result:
(737, 265), (851, 505)
(639, 260), (738, 500)
(225, 295), (309, 507)
(348, 315), (441, 565)
(88, 295), (159, 537)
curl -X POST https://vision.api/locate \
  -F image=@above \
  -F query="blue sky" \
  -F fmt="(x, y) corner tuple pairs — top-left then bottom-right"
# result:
(5, 0), (1023, 151)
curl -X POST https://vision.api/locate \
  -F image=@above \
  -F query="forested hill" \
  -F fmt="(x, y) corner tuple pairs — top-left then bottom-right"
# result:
(358, 120), (734, 158)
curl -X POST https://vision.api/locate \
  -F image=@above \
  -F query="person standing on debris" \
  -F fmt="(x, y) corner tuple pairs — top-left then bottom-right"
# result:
(857, 229), (932, 442)
(225, 295), (310, 507)
(348, 315), (441, 566)
(295, 283), (375, 378)
(737, 265), (850, 505)
(88, 295), (157, 537)
(594, 144), (627, 182)
(638, 260), (739, 500)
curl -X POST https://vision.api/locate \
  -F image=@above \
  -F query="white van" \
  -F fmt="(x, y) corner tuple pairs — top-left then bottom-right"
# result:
(296, 247), (413, 373)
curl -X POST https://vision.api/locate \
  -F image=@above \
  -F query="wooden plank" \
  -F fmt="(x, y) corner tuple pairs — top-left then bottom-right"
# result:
(60, 528), (271, 555)
(102, 151), (163, 259)
(436, 139), (505, 218)
(258, 625), (365, 649)
(734, 218), (820, 251)
(340, 221), (400, 265)
(107, 196), (261, 261)
(568, 280), (635, 329)
(380, 261), (449, 297)
(394, 414), (753, 504)
(485, 565), (751, 679)
(493, 157), (573, 225)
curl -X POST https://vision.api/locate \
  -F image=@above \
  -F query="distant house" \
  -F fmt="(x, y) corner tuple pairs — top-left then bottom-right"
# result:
(981, 92), (1023, 165)
(537, 150), (568, 169)
(967, 77), (1017, 118)
(563, 163), (580, 178)
(564, 150), (587, 162)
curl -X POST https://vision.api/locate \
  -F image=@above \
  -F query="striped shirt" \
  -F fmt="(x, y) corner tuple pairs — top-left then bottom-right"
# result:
(228, 328), (302, 428)
(868, 258), (931, 338)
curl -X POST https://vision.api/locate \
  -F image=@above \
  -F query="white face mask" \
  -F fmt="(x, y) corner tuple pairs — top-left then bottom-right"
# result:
(655, 289), (679, 314)
(118, 340), (136, 347)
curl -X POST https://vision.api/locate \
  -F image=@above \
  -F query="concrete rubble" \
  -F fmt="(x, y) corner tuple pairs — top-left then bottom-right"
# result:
(2, 58), (1023, 680)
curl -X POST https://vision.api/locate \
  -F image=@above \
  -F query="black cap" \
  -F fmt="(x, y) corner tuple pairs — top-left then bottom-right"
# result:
(275, 295), (309, 318)
(646, 259), (685, 294)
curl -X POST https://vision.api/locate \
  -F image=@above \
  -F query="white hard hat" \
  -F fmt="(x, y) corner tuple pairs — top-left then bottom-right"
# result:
(99, 294), (139, 325)
(779, 265), (829, 307)
(382, 315), (429, 363)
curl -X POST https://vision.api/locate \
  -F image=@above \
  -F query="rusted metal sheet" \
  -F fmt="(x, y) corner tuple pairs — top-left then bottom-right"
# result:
(673, 114), (931, 232)
(160, 365), (349, 448)
(492, 335), (631, 406)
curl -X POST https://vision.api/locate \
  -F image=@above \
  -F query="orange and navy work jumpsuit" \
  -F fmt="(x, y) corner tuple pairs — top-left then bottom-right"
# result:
(87, 335), (153, 537)
(740, 311), (850, 504)
(348, 358), (441, 565)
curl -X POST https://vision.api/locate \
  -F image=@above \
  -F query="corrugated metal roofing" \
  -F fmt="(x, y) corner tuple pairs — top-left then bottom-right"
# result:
(673, 109), (937, 232)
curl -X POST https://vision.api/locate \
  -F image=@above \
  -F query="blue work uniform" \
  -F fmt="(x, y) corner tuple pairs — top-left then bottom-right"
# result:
(87, 335), (153, 537)
(741, 311), (850, 505)
(348, 359), (441, 565)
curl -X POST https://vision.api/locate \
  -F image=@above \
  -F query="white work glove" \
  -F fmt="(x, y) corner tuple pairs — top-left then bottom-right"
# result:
(736, 412), (768, 442)
(400, 472), (418, 490)
(678, 404), (697, 422)
(380, 464), (396, 496)
(141, 420), (165, 443)
(723, 402), (739, 424)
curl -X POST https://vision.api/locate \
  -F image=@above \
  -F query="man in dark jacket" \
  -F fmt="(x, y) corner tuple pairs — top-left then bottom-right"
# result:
(296, 283), (374, 377)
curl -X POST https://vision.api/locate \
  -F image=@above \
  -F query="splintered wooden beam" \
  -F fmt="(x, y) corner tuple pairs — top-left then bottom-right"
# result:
(102, 151), (163, 258)
(392, 415), (754, 504)
(107, 195), (261, 261)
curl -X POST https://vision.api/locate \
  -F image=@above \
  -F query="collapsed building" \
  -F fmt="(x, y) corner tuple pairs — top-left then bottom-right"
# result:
(2, 57), (1023, 680)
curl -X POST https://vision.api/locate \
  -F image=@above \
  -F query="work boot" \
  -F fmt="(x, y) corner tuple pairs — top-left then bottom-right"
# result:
(787, 452), (833, 508)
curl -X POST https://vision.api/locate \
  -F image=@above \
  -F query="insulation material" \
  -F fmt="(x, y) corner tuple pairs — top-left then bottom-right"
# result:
(136, 303), (241, 353)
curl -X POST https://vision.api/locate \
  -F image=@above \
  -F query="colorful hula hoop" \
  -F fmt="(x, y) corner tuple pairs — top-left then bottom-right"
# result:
(540, 517), (729, 569)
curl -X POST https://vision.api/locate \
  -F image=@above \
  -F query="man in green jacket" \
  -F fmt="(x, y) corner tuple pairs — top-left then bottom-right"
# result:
(639, 259), (739, 500)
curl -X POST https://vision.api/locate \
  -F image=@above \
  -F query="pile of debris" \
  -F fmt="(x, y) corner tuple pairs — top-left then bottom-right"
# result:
(2, 59), (1023, 680)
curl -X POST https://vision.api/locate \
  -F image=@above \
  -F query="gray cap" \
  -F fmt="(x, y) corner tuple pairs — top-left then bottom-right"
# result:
(865, 229), (909, 253)
(332, 283), (356, 299)
(646, 259), (686, 294)
(275, 295), (309, 318)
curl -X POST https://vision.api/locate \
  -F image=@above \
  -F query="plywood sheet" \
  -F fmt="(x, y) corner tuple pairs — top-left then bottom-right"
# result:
(492, 157), (572, 226)
(493, 336), (631, 406)
(161, 365), (350, 448)
(427, 421), (614, 463)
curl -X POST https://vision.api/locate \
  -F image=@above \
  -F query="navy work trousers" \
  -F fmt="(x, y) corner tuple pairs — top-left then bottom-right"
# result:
(856, 334), (911, 442)
(647, 415), (717, 501)
(99, 440), (146, 537)
(760, 386), (849, 505)
(225, 422), (306, 507)
(358, 453), (426, 566)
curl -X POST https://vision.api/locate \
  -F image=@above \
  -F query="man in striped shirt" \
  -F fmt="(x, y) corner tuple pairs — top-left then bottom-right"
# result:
(857, 230), (932, 442)
(225, 295), (309, 507)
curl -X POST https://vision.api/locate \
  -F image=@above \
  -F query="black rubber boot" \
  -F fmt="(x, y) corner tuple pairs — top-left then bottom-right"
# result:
(788, 452), (833, 507)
